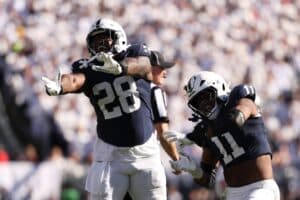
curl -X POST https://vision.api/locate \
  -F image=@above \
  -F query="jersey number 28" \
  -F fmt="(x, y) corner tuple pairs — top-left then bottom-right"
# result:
(92, 76), (141, 119)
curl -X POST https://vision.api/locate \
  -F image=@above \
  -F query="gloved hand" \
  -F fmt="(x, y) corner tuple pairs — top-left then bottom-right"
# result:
(91, 52), (122, 75)
(170, 154), (203, 178)
(164, 130), (194, 153)
(41, 69), (62, 96)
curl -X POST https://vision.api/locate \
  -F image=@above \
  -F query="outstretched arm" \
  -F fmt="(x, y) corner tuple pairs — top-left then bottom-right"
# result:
(42, 71), (86, 95)
(60, 73), (86, 94)
(121, 56), (153, 81)
(91, 53), (153, 80)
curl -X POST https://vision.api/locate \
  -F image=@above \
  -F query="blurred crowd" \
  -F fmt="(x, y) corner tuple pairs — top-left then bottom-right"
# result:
(1, 0), (300, 199)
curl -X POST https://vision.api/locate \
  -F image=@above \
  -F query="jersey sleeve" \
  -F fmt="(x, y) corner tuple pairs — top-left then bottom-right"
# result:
(227, 84), (256, 108)
(70, 58), (91, 92)
(125, 43), (151, 57)
(113, 43), (151, 62)
(71, 58), (90, 73)
(151, 86), (169, 123)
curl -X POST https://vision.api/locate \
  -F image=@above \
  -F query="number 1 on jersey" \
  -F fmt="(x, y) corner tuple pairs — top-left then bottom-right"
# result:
(211, 132), (245, 164)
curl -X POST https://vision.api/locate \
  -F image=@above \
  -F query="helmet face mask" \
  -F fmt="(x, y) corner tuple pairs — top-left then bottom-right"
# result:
(86, 18), (127, 55)
(87, 29), (115, 53)
(189, 87), (218, 118)
(185, 71), (230, 120)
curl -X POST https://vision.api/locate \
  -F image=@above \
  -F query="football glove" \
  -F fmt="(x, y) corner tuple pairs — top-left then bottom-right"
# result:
(170, 154), (203, 179)
(91, 52), (122, 75)
(41, 69), (62, 96)
(164, 130), (194, 153)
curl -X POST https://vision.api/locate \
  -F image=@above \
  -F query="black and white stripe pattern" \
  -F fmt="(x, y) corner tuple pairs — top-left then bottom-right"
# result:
(151, 83), (169, 123)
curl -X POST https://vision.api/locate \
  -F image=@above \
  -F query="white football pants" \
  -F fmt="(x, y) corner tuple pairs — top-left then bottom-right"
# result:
(226, 179), (280, 200)
(85, 155), (166, 200)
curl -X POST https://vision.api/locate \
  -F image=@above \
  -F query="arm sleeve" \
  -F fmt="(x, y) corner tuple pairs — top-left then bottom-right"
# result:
(125, 43), (151, 57)
(114, 43), (151, 61)
(71, 58), (89, 73)
(70, 58), (90, 93)
(151, 86), (169, 123)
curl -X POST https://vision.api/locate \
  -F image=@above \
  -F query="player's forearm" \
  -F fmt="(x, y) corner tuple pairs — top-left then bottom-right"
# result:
(194, 151), (218, 188)
(193, 161), (217, 188)
(61, 73), (85, 94)
(159, 137), (180, 161)
(122, 56), (153, 80)
(156, 123), (180, 160)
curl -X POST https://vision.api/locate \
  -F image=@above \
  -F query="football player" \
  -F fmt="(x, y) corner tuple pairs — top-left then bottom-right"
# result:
(165, 71), (280, 200)
(42, 18), (166, 200)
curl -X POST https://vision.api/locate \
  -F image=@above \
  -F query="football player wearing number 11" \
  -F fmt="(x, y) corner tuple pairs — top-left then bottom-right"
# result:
(42, 18), (167, 200)
(164, 71), (280, 200)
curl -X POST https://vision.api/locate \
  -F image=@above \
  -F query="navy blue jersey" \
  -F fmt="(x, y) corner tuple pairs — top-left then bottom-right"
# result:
(226, 84), (256, 109)
(203, 85), (272, 168)
(150, 84), (169, 123)
(113, 43), (151, 62)
(72, 43), (154, 147)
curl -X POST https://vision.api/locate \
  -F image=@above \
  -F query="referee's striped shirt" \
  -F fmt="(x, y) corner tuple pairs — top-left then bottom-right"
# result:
(150, 83), (169, 123)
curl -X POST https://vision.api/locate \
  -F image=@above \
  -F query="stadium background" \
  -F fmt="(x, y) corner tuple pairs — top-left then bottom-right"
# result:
(0, 0), (300, 199)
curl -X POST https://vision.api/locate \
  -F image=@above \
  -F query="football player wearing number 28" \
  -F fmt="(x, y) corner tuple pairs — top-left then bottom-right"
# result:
(165, 71), (280, 200)
(42, 18), (167, 200)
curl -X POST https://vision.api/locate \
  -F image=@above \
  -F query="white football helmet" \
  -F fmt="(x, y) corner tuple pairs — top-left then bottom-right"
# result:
(86, 18), (127, 55)
(184, 71), (230, 120)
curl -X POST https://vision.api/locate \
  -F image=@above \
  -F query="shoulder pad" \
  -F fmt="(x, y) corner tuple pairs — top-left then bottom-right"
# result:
(71, 58), (90, 73)
(113, 43), (151, 62)
(227, 84), (256, 108)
